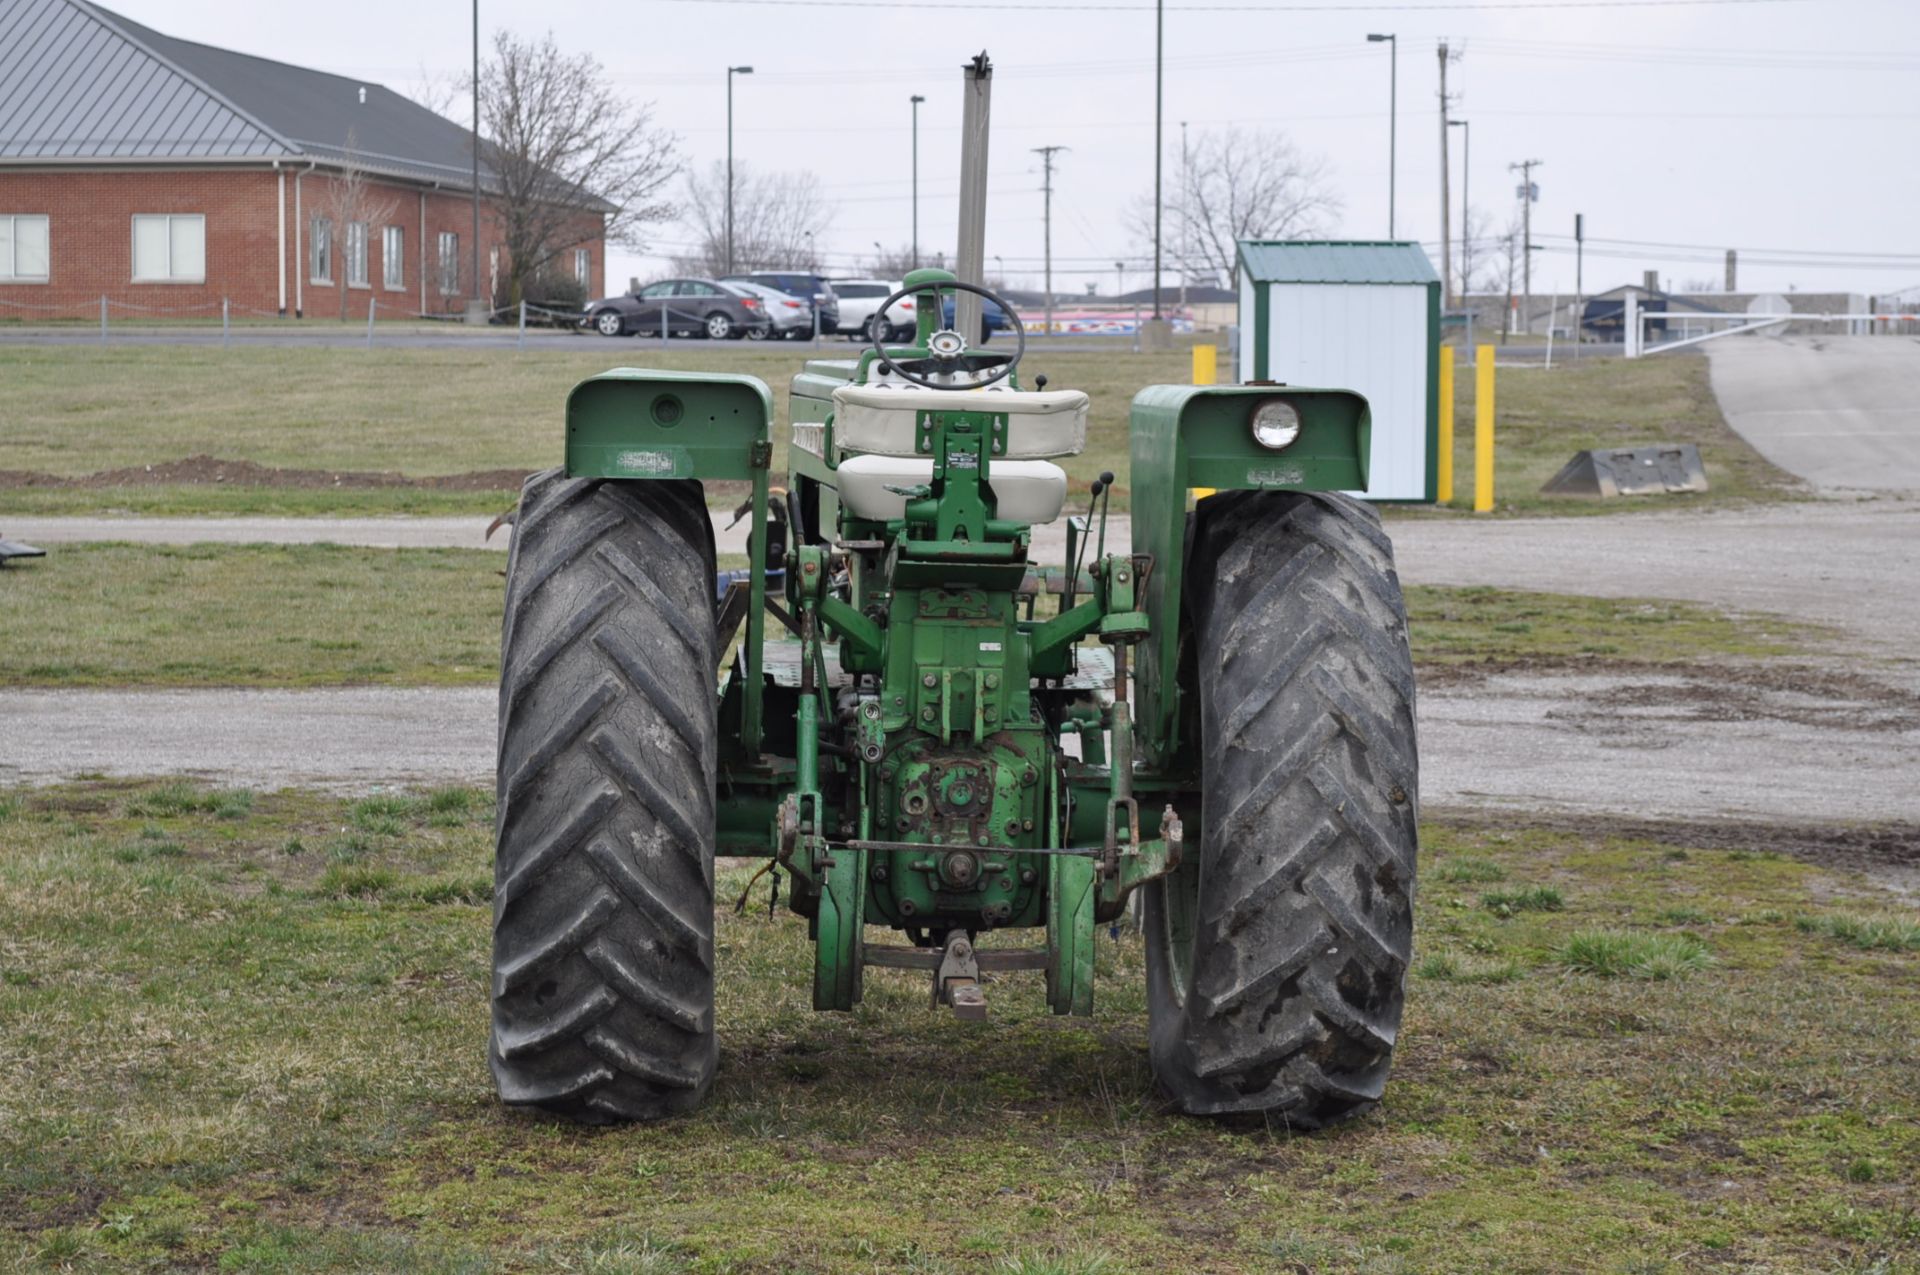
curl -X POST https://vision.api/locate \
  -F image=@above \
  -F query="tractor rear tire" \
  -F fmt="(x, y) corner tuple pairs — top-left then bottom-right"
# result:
(490, 468), (719, 1124)
(1144, 491), (1418, 1127)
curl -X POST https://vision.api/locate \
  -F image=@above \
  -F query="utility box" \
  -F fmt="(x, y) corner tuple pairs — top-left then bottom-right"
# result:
(1236, 241), (1442, 502)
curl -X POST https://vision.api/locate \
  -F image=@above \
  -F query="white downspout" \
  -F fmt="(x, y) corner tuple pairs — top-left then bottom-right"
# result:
(418, 189), (427, 315)
(292, 162), (317, 317)
(275, 163), (287, 315)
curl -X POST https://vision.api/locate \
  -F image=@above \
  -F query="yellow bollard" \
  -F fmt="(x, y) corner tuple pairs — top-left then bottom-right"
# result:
(1192, 343), (1217, 386)
(1437, 346), (1455, 504)
(1474, 345), (1496, 513)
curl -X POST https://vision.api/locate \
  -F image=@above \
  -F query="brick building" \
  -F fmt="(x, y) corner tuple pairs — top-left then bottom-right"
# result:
(0, 0), (607, 320)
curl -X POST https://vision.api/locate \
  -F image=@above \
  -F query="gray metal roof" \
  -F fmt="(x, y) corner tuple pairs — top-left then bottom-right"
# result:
(1238, 241), (1440, 287)
(0, 0), (286, 159)
(0, 0), (571, 200)
(96, 2), (497, 188)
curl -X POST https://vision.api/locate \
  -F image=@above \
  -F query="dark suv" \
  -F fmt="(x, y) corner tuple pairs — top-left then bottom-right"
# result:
(722, 271), (839, 334)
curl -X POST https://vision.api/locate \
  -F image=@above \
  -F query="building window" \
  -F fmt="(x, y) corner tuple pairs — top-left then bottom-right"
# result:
(382, 226), (404, 290)
(437, 232), (459, 295)
(345, 221), (369, 288)
(310, 216), (333, 283)
(131, 214), (204, 283)
(574, 247), (590, 287)
(0, 215), (50, 282)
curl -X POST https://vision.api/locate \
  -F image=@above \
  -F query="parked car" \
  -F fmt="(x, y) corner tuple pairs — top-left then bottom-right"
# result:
(829, 279), (917, 342)
(940, 292), (1012, 344)
(584, 278), (768, 340)
(721, 271), (839, 335)
(724, 280), (814, 341)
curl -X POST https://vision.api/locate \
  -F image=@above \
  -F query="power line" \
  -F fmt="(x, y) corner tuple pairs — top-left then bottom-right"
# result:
(658, 0), (1806, 10)
(1535, 234), (1920, 261)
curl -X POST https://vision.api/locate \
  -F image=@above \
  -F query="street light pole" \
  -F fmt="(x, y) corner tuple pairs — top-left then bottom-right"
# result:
(1367, 33), (1396, 237)
(1179, 120), (1188, 311)
(910, 94), (925, 270)
(1450, 119), (1469, 293)
(726, 65), (754, 275)
(1152, 0), (1163, 319)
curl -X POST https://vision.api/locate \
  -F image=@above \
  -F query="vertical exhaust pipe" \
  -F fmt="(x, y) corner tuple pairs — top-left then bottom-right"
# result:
(954, 52), (992, 342)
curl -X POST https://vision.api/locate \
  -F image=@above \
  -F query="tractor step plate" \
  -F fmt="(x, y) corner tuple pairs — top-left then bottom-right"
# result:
(760, 637), (1115, 699)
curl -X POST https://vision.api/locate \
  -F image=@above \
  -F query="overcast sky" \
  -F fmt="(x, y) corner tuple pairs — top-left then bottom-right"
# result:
(104, 0), (1920, 303)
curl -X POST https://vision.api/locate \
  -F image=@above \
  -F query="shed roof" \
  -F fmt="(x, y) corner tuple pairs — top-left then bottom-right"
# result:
(1237, 241), (1440, 287)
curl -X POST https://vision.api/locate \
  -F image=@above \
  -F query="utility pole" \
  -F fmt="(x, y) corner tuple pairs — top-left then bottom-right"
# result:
(910, 94), (926, 270)
(1510, 157), (1543, 334)
(1437, 41), (1452, 308)
(1725, 248), (1738, 292)
(470, 0), (480, 316)
(1032, 145), (1067, 338)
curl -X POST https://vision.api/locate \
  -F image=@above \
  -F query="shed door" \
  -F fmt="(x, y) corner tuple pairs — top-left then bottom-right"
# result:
(1260, 283), (1432, 502)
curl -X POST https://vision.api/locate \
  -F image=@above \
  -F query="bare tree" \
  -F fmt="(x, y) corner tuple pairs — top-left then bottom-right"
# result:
(868, 243), (923, 277)
(1134, 127), (1341, 286)
(315, 132), (399, 320)
(480, 30), (679, 305)
(404, 63), (463, 118)
(1460, 205), (1506, 297)
(1485, 214), (1525, 341)
(672, 161), (831, 276)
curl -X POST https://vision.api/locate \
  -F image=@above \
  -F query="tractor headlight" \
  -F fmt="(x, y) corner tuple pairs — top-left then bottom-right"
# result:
(1251, 399), (1301, 450)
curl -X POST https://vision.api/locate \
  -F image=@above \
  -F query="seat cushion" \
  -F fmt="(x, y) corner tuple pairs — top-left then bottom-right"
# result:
(830, 384), (1089, 460)
(837, 455), (1070, 525)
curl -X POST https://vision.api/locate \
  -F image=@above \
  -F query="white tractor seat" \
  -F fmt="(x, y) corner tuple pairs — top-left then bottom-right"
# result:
(830, 384), (1090, 460)
(837, 454), (1069, 525)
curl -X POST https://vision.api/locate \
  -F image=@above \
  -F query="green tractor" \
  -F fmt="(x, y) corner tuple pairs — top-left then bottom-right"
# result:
(490, 272), (1418, 1126)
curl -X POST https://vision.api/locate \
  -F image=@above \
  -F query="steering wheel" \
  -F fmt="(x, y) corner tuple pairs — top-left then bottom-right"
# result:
(870, 278), (1027, 391)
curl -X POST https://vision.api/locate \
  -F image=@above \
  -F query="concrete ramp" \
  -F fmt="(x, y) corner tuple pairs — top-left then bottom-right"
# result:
(1707, 335), (1920, 491)
(1541, 444), (1708, 498)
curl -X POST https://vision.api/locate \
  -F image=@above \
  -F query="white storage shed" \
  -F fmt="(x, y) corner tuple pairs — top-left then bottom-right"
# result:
(1236, 241), (1442, 502)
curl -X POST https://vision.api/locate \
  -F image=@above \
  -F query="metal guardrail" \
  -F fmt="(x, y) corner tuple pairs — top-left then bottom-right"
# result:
(1622, 292), (1920, 357)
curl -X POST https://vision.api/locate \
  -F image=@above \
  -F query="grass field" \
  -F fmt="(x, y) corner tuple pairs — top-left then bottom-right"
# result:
(0, 782), (1913, 1272)
(0, 545), (1811, 688)
(1434, 353), (1798, 515)
(0, 344), (1795, 517)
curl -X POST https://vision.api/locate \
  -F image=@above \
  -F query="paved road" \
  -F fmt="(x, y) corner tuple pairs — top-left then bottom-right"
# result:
(6, 673), (1912, 824)
(0, 326), (1131, 354)
(13, 500), (1917, 667)
(0, 514), (510, 551)
(1707, 334), (1920, 492)
(1390, 501), (1920, 678)
(0, 687), (493, 792)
